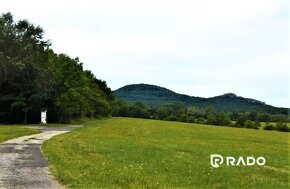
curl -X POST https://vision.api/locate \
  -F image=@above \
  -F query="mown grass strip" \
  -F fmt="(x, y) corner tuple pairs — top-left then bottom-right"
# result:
(0, 126), (40, 143)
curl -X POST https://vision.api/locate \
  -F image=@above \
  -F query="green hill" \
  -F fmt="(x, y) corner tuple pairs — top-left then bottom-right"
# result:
(114, 84), (288, 114)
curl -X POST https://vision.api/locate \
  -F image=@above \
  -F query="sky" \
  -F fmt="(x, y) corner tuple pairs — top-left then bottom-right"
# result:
(1, 0), (289, 107)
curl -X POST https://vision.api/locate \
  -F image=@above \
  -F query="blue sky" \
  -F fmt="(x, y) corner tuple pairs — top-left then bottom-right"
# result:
(2, 0), (289, 107)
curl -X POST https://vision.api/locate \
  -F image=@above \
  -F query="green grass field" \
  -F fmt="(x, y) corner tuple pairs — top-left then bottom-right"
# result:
(0, 126), (40, 143)
(42, 118), (290, 189)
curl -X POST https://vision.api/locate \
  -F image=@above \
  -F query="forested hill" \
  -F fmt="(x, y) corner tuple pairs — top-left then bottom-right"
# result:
(114, 84), (288, 115)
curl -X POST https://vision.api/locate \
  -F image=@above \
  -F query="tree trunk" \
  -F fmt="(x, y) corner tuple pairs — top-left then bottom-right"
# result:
(59, 112), (63, 123)
(24, 111), (27, 124)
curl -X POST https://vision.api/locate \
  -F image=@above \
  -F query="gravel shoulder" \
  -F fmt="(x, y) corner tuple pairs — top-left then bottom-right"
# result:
(0, 125), (81, 189)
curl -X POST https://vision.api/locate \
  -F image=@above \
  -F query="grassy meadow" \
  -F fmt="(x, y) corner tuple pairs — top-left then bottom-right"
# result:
(261, 122), (290, 127)
(42, 118), (290, 189)
(0, 125), (40, 143)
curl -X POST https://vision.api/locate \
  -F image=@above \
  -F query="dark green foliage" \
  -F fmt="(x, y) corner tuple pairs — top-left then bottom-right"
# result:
(229, 111), (239, 121)
(248, 112), (258, 121)
(49, 53), (111, 121)
(0, 12), (52, 123)
(258, 113), (271, 122)
(263, 123), (275, 131)
(165, 114), (178, 121)
(84, 70), (114, 101)
(244, 120), (255, 129)
(254, 120), (261, 128)
(206, 112), (231, 126)
(113, 101), (234, 127)
(263, 122), (289, 132)
(275, 122), (289, 132)
(0, 13), (113, 123)
(113, 100), (283, 131)
(234, 113), (260, 129)
(114, 84), (288, 115)
(112, 101), (150, 119)
(235, 113), (248, 127)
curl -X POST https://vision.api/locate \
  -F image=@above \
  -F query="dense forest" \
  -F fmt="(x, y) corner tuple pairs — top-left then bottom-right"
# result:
(0, 12), (113, 123)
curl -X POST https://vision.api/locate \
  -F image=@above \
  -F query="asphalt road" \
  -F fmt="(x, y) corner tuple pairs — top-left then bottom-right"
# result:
(0, 125), (80, 189)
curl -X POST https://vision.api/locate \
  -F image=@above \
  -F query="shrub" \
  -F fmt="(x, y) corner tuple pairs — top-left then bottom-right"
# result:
(244, 120), (255, 129)
(178, 113), (189, 122)
(275, 122), (289, 132)
(263, 123), (275, 131)
(188, 116), (196, 123)
(254, 120), (261, 127)
(196, 118), (206, 124)
(165, 115), (178, 121)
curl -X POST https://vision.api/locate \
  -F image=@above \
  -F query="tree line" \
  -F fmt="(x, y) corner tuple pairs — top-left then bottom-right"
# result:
(0, 12), (113, 123)
(112, 101), (289, 132)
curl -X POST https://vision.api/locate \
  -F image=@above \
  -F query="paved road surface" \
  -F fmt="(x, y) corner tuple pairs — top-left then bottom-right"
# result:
(0, 126), (80, 189)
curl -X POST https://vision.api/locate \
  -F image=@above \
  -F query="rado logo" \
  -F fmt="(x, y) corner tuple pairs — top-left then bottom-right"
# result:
(210, 154), (266, 168)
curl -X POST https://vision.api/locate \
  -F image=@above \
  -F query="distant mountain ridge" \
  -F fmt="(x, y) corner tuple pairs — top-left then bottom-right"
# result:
(113, 84), (288, 114)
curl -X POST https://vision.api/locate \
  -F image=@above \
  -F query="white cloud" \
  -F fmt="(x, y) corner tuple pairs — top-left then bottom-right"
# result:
(50, 31), (181, 56)
(1, 0), (288, 107)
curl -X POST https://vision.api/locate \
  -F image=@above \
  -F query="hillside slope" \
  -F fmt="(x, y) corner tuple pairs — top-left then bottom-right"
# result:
(43, 118), (289, 188)
(114, 84), (288, 114)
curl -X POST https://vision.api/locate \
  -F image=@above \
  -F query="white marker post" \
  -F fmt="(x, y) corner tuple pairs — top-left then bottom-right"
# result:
(40, 108), (47, 124)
